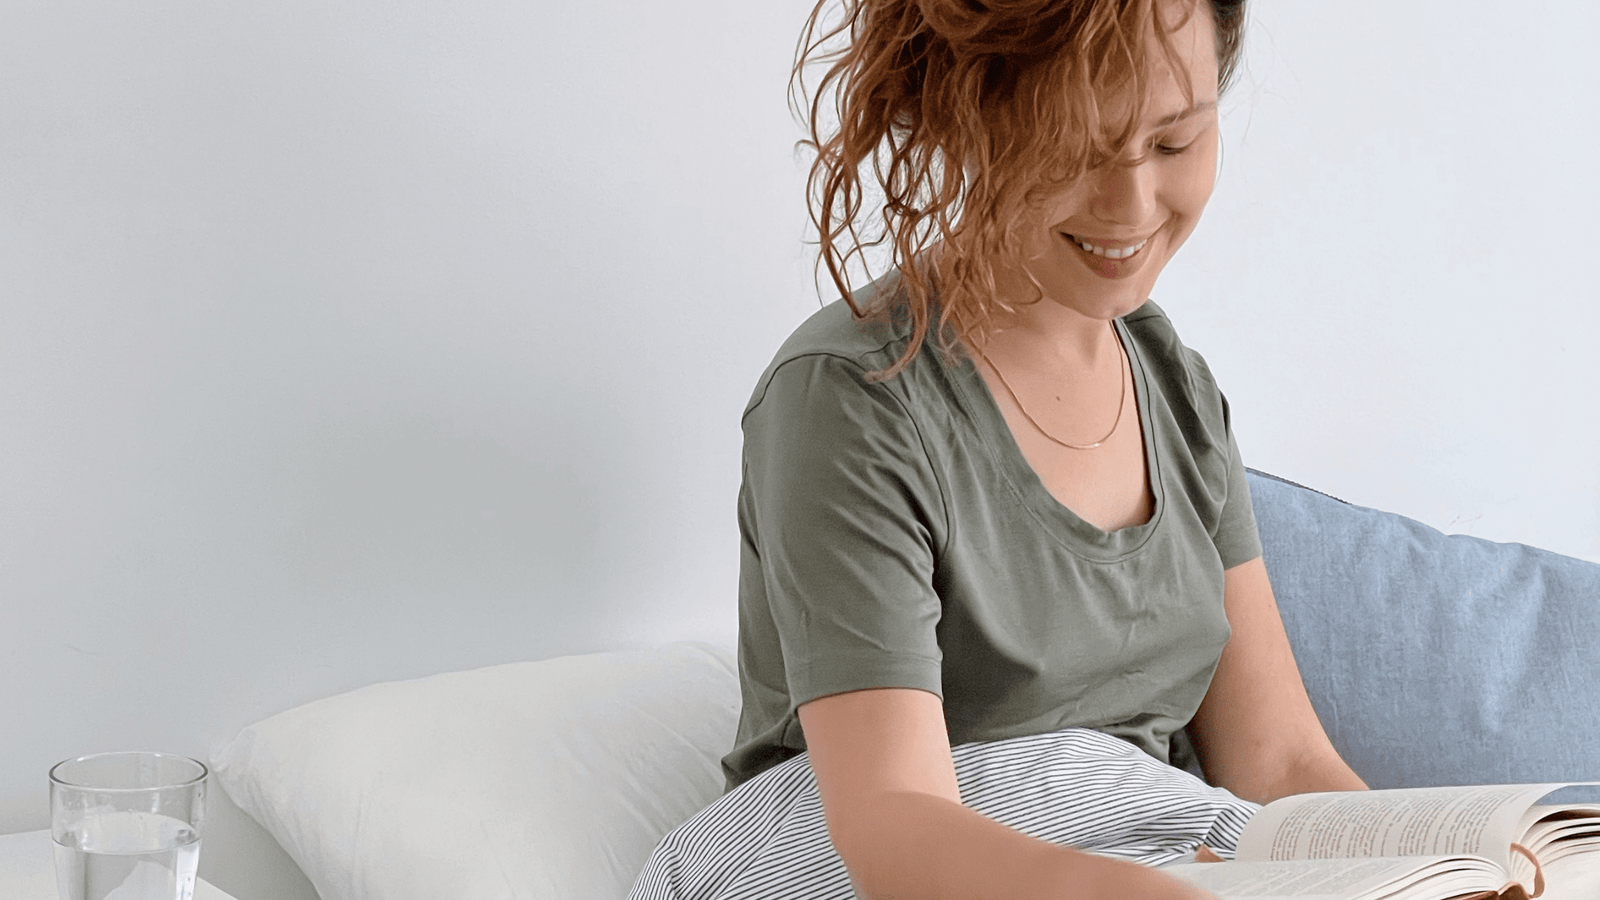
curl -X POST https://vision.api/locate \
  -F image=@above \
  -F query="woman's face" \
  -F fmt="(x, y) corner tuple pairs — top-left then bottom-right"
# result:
(1006, 2), (1222, 326)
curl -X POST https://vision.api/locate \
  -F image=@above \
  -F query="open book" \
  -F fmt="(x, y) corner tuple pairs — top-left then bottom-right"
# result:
(1165, 783), (1600, 900)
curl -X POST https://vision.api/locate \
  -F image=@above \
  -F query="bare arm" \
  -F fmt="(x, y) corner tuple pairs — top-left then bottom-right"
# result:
(1187, 556), (1368, 804)
(799, 687), (1214, 900)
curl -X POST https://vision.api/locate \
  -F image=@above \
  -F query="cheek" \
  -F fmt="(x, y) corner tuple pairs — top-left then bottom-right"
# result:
(1169, 140), (1219, 221)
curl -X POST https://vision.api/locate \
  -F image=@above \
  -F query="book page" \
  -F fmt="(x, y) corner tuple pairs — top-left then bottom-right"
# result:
(1235, 784), (1567, 868)
(1540, 850), (1600, 900)
(1520, 805), (1600, 861)
(1164, 855), (1503, 900)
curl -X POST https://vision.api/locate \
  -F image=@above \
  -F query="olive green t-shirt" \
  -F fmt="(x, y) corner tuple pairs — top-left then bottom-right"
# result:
(723, 276), (1263, 792)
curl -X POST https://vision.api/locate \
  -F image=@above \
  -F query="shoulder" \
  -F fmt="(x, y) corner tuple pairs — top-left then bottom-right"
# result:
(743, 271), (928, 422)
(1122, 300), (1220, 389)
(1122, 299), (1230, 424)
(1126, 301), (1258, 557)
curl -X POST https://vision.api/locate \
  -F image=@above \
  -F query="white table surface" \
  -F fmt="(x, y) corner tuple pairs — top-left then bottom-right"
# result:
(0, 829), (239, 900)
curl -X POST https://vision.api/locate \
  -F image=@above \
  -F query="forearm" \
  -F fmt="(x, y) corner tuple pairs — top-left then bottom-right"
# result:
(1197, 558), (1370, 807)
(833, 790), (1201, 900)
(1248, 745), (1368, 805)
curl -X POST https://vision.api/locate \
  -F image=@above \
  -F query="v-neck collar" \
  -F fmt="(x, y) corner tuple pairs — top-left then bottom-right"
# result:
(945, 313), (1167, 561)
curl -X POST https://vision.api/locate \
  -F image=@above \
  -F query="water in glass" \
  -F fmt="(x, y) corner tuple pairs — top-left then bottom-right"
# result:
(53, 810), (200, 900)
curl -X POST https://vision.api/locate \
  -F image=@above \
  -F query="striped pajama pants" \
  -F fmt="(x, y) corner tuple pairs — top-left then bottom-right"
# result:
(628, 726), (1260, 900)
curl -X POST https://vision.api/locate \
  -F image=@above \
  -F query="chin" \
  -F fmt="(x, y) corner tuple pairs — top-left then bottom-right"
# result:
(1034, 238), (1172, 321)
(1068, 287), (1156, 322)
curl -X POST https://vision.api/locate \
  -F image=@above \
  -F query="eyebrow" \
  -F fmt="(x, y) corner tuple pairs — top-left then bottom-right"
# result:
(1154, 100), (1218, 128)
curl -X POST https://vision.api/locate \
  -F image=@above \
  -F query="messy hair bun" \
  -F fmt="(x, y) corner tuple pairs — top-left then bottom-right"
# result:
(918, 0), (1093, 57)
(791, 0), (1247, 381)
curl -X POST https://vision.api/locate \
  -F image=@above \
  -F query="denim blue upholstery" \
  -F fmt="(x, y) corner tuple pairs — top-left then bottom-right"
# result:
(1246, 469), (1600, 788)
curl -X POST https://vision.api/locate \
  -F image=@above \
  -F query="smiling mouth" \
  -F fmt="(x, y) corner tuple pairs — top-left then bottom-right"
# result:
(1063, 234), (1150, 260)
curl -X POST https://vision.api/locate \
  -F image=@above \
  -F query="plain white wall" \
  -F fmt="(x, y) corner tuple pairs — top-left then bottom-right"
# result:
(2, 1), (1595, 898)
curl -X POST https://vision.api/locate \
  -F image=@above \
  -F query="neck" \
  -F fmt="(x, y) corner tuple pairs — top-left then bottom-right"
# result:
(976, 305), (1121, 374)
(932, 238), (1123, 370)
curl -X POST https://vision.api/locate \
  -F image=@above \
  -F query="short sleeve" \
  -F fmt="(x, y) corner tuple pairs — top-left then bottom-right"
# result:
(740, 353), (947, 707)
(1214, 393), (1264, 569)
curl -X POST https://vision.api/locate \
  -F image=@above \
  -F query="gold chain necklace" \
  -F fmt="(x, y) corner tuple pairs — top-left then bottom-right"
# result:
(977, 324), (1128, 451)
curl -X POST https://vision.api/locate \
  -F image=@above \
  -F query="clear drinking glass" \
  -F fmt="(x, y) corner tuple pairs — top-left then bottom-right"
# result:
(49, 751), (207, 900)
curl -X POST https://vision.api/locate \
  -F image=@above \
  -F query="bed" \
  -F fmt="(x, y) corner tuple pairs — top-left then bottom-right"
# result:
(209, 470), (1600, 899)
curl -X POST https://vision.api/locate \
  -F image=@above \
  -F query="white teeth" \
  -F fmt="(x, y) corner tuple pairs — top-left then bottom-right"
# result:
(1074, 237), (1148, 259)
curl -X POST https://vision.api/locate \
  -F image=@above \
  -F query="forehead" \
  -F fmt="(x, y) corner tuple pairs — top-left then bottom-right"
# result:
(1100, 0), (1220, 118)
(1152, 0), (1209, 96)
(1161, 0), (1219, 88)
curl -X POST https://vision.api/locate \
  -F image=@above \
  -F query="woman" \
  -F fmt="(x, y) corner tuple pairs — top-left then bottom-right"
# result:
(633, 0), (1366, 898)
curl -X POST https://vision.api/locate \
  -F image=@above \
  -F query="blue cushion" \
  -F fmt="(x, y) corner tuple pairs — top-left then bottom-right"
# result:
(1245, 469), (1600, 789)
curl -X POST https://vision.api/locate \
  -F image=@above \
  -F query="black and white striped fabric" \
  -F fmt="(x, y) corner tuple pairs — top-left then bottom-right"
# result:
(628, 726), (1260, 900)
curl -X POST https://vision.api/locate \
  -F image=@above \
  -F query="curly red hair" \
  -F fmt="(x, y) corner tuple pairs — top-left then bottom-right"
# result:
(791, 0), (1248, 381)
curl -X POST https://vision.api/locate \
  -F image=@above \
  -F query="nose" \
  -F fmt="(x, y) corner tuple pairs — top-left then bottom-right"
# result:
(1087, 157), (1158, 228)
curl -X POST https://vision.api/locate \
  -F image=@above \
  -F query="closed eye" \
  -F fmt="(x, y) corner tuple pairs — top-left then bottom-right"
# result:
(1155, 142), (1195, 156)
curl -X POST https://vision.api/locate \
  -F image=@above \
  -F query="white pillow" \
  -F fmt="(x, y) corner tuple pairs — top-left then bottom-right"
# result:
(210, 641), (740, 900)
